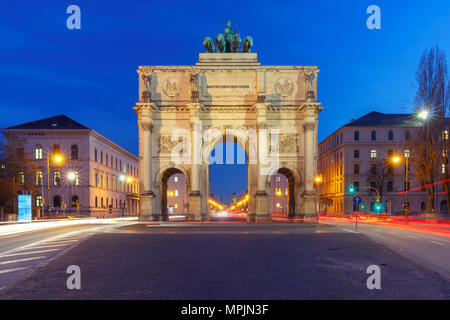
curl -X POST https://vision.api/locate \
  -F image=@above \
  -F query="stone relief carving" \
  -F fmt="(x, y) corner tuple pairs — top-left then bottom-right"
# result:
(163, 79), (180, 97)
(275, 77), (294, 97)
(270, 133), (299, 153)
(158, 135), (179, 154)
(140, 122), (153, 132)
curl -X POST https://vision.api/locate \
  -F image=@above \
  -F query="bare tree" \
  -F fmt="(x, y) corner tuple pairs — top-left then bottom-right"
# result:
(413, 46), (450, 214)
(367, 159), (392, 202)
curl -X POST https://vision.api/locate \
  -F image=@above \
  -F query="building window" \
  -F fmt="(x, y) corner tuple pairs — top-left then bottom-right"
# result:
(101, 174), (104, 188)
(404, 149), (410, 158)
(17, 148), (24, 160)
(442, 164), (446, 174)
(18, 172), (24, 185)
(276, 176), (281, 182)
(74, 172), (79, 185)
(95, 149), (98, 162)
(175, 203), (178, 209)
(371, 131), (376, 141)
(53, 145), (60, 154)
(71, 145), (78, 160)
(100, 151), (103, 164)
(388, 130), (394, 141)
(35, 170), (43, 186)
(442, 130), (449, 140)
(95, 173), (98, 187)
(370, 164), (377, 175)
(405, 130), (410, 141)
(36, 195), (43, 207)
(53, 195), (61, 207)
(53, 170), (61, 186)
(353, 181), (360, 192)
(174, 176), (178, 182)
(354, 150), (360, 158)
(370, 149), (377, 158)
(95, 197), (98, 208)
(354, 131), (359, 141)
(421, 202), (426, 211)
(174, 189), (179, 196)
(388, 150), (393, 157)
(276, 203), (281, 208)
(106, 154), (109, 166)
(387, 181), (393, 192)
(35, 146), (43, 160)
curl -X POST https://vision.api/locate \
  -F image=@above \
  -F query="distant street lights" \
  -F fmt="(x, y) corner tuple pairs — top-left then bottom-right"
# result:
(119, 174), (133, 216)
(66, 171), (77, 216)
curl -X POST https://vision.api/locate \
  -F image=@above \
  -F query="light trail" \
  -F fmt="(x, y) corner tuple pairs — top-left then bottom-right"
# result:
(0, 217), (137, 237)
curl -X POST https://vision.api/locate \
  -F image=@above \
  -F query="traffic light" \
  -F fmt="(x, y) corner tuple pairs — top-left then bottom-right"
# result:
(348, 185), (355, 194)
(361, 204), (365, 210)
(375, 204), (382, 212)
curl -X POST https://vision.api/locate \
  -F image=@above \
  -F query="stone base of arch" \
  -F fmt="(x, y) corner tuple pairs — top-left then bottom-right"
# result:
(302, 191), (318, 220)
(187, 191), (202, 221)
(139, 193), (158, 221)
(254, 191), (271, 223)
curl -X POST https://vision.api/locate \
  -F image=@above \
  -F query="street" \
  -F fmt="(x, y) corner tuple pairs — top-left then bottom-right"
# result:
(0, 220), (449, 299)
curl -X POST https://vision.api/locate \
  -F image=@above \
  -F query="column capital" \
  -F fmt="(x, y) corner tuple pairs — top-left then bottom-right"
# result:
(303, 122), (316, 131)
(140, 121), (153, 132)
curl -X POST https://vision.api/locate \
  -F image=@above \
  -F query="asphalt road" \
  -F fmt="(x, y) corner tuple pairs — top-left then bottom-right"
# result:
(0, 222), (132, 289)
(320, 216), (450, 280)
(0, 222), (449, 299)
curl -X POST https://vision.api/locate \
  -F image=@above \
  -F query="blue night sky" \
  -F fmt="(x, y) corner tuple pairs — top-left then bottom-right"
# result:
(1, 1), (450, 201)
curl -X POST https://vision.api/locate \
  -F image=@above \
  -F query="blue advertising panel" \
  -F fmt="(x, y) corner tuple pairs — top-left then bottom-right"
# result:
(18, 194), (32, 222)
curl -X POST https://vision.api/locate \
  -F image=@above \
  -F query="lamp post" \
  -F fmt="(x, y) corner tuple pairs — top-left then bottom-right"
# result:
(392, 155), (409, 214)
(67, 171), (76, 216)
(119, 174), (133, 216)
(314, 175), (323, 213)
(45, 150), (63, 218)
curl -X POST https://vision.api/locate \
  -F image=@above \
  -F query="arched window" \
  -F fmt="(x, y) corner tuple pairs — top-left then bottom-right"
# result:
(388, 130), (394, 141)
(371, 130), (377, 141)
(53, 195), (61, 207)
(405, 130), (410, 141)
(35, 170), (43, 186)
(354, 131), (359, 141)
(71, 145), (78, 160)
(440, 200), (448, 213)
(95, 196), (98, 208)
(72, 195), (79, 207)
(421, 202), (426, 211)
(53, 170), (61, 186)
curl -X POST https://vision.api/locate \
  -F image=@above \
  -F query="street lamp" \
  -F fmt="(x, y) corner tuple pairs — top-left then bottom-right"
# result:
(391, 155), (409, 214)
(417, 109), (429, 121)
(119, 174), (133, 216)
(44, 151), (64, 218)
(66, 171), (76, 216)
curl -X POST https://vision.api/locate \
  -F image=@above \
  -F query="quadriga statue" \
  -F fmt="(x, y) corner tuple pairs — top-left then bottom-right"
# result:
(241, 36), (253, 53)
(216, 34), (225, 53)
(203, 37), (215, 53)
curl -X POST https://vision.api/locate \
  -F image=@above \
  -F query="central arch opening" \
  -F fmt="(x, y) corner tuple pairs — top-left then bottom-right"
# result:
(208, 137), (248, 221)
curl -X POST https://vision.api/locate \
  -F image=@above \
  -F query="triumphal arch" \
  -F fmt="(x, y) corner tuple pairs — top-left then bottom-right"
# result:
(134, 22), (322, 222)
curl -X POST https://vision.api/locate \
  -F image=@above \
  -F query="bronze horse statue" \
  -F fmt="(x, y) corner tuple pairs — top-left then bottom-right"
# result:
(241, 36), (253, 52)
(230, 33), (241, 53)
(216, 34), (225, 53)
(203, 36), (215, 53)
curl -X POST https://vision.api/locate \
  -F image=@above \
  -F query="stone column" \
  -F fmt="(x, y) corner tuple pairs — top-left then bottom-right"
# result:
(303, 120), (317, 218)
(134, 104), (156, 221)
(254, 103), (271, 222)
(187, 103), (203, 221)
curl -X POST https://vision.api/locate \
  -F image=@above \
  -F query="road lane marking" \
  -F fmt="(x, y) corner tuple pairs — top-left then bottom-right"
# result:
(430, 240), (445, 246)
(0, 256), (47, 265)
(0, 267), (28, 275)
(407, 235), (419, 239)
(0, 249), (59, 258)
(342, 228), (358, 233)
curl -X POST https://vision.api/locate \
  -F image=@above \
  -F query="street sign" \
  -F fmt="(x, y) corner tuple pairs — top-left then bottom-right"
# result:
(353, 196), (362, 205)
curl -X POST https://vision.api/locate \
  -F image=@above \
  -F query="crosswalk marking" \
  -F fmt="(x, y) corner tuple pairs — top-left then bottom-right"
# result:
(0, 267), (28, 275)
(0, 248), (60, 259)
(0, 256), (47, 265)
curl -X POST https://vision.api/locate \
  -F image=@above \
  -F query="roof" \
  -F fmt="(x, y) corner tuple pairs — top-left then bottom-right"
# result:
(344, 111), (450, 127)
(343, 111), (419, 127)
(5, 115), (90, 130)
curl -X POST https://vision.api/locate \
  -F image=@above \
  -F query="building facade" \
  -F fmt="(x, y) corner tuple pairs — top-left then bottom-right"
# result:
(0, 115), (139, 219)
(270, 173), (289, 215)
(166, 173), (186, 216)
(317, 111), (448, 215)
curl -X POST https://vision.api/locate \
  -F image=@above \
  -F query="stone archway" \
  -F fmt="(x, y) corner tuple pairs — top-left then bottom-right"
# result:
(134, 51), (322, 222)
